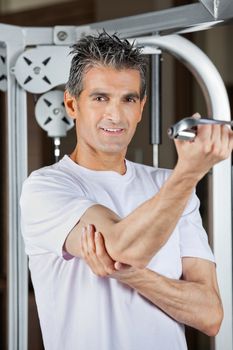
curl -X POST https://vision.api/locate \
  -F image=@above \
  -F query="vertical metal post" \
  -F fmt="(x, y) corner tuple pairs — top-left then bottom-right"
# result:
(1, 23), (54, 350)
(151, 54), (162, 145)
(212, 159), (232, 350)
(16, 82), (28, 350)
(4, 24), (28, 350)
(151, 53), (162, 167)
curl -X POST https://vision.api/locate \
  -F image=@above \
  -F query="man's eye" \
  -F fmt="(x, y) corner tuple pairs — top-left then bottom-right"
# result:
(127, 97), (136, 103)
(95, 96), (106, 101)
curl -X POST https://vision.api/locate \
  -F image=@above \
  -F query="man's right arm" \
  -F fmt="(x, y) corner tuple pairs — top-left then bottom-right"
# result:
(64, 124), (233, 268)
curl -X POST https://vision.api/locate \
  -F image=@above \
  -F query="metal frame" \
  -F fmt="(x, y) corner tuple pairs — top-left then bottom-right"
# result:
(200, 0), (233, 18)
(0, 1), (233, 349)
(0, 24), (58, 350)
(0, 24), (29, 350)
(52, 0), (233, 44)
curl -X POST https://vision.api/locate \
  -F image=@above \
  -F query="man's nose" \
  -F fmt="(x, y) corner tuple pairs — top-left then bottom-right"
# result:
(104, 102), (122, 123)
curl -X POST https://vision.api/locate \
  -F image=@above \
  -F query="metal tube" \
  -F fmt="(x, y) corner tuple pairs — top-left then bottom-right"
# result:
(16, 83), (28, 350)
(150, 54), (162, 145)
(4, 25), (28, 350)
(75, 3), (223, 39)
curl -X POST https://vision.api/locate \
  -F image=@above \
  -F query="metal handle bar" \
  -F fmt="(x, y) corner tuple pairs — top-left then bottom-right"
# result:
(167, 117), (233, 140)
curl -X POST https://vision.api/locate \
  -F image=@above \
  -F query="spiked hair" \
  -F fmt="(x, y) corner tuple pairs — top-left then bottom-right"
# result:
(66, 31), (147, 99)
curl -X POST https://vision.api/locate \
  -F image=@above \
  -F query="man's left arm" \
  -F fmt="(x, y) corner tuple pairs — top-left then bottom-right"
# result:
(81, 226), (223, 336)
(116, 257), (223, 337)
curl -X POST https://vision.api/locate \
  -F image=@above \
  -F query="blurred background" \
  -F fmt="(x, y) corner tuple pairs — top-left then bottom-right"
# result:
(0, 0), (233, 349)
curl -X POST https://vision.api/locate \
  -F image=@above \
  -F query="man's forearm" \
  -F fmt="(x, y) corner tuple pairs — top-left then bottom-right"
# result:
(108, 166), (198, 266)
(115, 267), (223, 336)
(79, 225), (223, 336)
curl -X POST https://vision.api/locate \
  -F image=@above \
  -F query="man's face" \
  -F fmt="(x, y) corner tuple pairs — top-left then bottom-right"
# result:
(65, 65), (146, 155)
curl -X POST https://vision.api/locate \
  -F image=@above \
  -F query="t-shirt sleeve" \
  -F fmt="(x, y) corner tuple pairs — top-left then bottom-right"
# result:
(178, 192), (215, 262)
(153, 168), (214, 262)
(20, 171), (97, 259)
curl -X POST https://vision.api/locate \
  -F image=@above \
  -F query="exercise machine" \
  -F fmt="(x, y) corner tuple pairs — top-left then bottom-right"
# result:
(0, 1), (232, 349)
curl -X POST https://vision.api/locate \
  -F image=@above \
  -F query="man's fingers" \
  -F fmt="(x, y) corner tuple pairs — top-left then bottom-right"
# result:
(211, 124), (221, 143)
(95, 231), (115, 274)
(81, 225), (95, 262)
(114, 261), (131, 271)
(229, 128), (233, 152)
(212, 125), (233, 159)
(81, 226), (105, 275)
(197, 124), (212, 145)
(220, 125), (231, 155)
(81, 226), (88, 258)
(86, 224), (96, 254)
(82, 228), (135, 278)
(210, 124), (222, 156)
(191, 112), (201, 120)
(81, 227), (115, 276)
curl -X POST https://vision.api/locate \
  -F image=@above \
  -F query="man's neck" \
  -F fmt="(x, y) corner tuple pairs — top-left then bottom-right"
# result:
(70, 146), (127, 175)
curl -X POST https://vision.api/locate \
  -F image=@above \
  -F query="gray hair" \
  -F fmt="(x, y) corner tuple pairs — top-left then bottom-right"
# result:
(66, 31), (147, 99)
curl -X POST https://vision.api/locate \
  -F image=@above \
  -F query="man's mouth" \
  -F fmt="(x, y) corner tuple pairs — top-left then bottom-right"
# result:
(100, 127), (124, 134)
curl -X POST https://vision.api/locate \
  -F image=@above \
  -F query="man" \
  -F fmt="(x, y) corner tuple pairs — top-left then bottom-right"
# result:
(20, 32), (232, 350)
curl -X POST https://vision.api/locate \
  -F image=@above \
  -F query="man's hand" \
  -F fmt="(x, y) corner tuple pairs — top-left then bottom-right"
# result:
(81, 224), (115, 277)
(175, 114), (233, 180)
(81, 224), (135, 278)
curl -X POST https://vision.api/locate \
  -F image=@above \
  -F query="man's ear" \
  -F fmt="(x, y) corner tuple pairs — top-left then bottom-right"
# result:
(64, 90), (78, 120)
(140, 95), (147, 114)
(137, 95), (147, 124)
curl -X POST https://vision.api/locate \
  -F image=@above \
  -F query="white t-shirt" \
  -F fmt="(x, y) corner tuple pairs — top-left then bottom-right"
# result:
(20, 155), (214, 350)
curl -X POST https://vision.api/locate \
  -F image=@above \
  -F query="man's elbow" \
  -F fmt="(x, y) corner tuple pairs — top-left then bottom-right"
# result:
(117, 252), (149, 269)
(107, 236), (150, 269)
(203, 302), (224, 337)
(116, 254), (149, 269)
